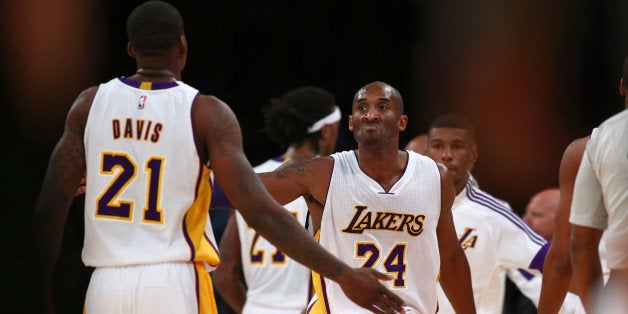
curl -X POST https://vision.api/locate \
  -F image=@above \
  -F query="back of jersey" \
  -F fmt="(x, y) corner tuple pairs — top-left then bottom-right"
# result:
(310, 150), (442, 314)
(82, 77), (219, 267)
(236, 157), (311, 314)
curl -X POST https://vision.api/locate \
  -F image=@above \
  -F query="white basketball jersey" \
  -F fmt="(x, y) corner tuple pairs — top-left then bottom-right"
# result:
(436, 180), (549, 314)
(236, 157), (311, 314)
(308, 150), (442, 314)
(571, 110), (628, 269)
(83, 77), (219, 267)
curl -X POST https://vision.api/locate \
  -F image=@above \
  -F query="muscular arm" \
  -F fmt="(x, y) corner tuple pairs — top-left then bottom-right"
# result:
(569, 144), (605, 312)
(193, 96), (404, 313)
(570, 225), (603, 312)
(538, 137), (587, 313)
(212, 210), (246, 313)
(33, 87), (96, 290)
(436, 165), (476, 313)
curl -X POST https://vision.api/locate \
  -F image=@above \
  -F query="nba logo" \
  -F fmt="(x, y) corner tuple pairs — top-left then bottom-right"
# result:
(138, 95), (147, 109)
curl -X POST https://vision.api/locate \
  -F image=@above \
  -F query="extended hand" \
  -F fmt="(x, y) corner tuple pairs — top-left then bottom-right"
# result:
(338, 267), (406, 314)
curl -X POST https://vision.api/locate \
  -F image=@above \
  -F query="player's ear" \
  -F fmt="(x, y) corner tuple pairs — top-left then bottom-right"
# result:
(471, 144), (478, 163)
(398, 114), (408, 131)
(178, 35), (187, 56)
(127, 43), (136, 59)
(620, 79), (626, 96)
(348, 115), (354, 131)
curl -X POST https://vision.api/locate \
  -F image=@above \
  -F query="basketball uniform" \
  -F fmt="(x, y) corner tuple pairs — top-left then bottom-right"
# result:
(571, 110), (628, 270)
(436, 179), (549, 314)
(83, 77), (219, 313)
(308, 150), (442, 314)
(570, 110), (628, 313)
(235, 157), (311, 314)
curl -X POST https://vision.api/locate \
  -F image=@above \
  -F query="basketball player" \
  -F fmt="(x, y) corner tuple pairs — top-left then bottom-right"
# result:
(570, 73), (628, 312)
(255, 81), (476, 313)
(32, 2), (404, 313)
(425, 114), (549, 313)
(212, 86), (340, 313)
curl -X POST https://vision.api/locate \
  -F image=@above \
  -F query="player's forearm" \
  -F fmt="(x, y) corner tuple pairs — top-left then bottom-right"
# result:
(538, 248), (572, 313)
(212, 272), (246, 313)
(440, 250), (476, 313)
(245, 208), (347, 281)
(570, 248), (602, 311)
(33, 156), (82, 285)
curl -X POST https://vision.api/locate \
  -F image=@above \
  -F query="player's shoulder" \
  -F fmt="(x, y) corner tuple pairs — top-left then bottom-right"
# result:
(287, 155), (334, 173)
(462, 185), (516, 219)
(190, 93), (238, 129)
(563, 136), (588, 160)
(192, 93), (229, 111)
(598, 109), (628, 129)
(69, 86), (99, 126)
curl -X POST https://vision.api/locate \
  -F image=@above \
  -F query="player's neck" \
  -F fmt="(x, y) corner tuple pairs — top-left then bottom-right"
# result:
(355, 148), (407, 190)
(131, 68), (178, 82)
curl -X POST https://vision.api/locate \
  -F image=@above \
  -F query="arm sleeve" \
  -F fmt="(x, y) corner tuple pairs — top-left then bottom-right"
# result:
(569, 149), (607, 229)
(495, 210), (549, 273)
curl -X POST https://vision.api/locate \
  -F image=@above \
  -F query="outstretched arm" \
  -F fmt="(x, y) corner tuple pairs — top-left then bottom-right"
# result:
(212, 210), (246, 313)
(436, 165), (476, 313)
(538, 137), (587, 313)
(33, 87), (96, 305)
(193, 96), (405, 313)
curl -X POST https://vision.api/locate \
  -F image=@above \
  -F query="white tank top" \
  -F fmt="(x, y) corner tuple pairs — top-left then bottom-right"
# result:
(237, 157), (311, 314)
(82, 77), (219, 267)
(309, 150), (442, 314)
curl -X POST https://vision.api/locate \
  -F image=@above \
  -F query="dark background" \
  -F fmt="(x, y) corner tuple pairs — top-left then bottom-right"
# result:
(2, 1), (627, 312)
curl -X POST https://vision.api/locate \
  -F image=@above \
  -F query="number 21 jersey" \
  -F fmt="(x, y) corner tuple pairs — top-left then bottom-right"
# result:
(82, 77), (219, 268)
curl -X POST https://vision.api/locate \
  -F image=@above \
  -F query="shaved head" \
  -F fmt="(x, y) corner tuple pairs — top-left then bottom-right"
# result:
(405, 134), (428, 155)
(353, 81), (404, 113)
(523, 188), (560, 241)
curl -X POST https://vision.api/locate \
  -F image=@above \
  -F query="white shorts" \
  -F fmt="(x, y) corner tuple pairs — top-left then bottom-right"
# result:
(85, 262), (216, 314)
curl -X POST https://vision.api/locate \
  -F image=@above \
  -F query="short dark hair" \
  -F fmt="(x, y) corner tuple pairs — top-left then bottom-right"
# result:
(429, 114), (476, 141)
(126, 1), (184, 56)
(263, 86), (336, 151)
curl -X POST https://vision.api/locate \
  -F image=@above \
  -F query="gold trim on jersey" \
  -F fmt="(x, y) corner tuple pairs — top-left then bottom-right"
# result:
(309, 229), (330, 314)
(185, 166), (220, 266)
(195, 261), (218, 313)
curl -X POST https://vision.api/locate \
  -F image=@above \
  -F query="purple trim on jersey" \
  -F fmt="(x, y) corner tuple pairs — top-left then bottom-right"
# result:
(194, 161), (203, 200)
(465, 181), (547, 247)
(204, 231), (220, 255)
(272, 156), (286, 162)
(118, 77), (179, 89)
(517, 268), (535, 280)
(305, 210), (311, 230)
(209, 180), (233, 209)
(529, 242), (549, 272)
(193, 264), (201, 312)
(183, 213), (196, 261)
(321, 277), (331, 313)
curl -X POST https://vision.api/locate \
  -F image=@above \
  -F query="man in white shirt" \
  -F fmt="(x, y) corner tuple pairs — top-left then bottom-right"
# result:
(570, 66), (628, 312)
(426, 114), (549, 313)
